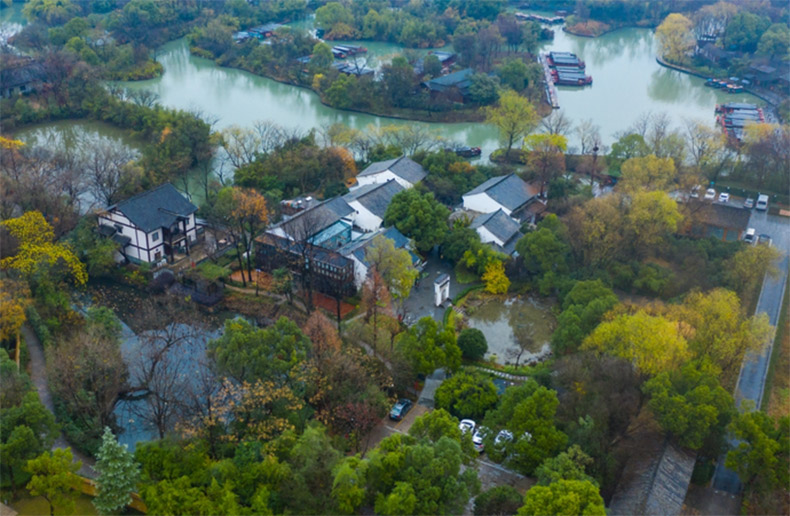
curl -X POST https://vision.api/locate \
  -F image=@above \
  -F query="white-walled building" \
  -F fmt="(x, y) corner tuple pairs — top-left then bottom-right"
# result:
(337, 227), (421, 289)
(98, 183), (198, 265)
(355, 155), (427, 189)
(462, 174), (540, 220)
(343, 179), (405, 232)
(470, 209), (523, 256)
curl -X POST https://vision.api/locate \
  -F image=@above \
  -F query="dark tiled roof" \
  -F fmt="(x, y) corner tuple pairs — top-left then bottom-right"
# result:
(690, 201), (751, 230)
(609, 440), (696, 516)
(274, 197), (354, 239)
(470, 209), (522, 245)
(337, 227), (417, 268)
(464, 174), (539, 211)
(111, 183), (197, 233)
(423, 68), (474, 92)
(344, 180), (404, 218)
(358, 156), (427, 185)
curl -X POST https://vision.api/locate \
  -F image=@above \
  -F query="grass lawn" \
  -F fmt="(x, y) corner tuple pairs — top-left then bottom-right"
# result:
(11, 493), (98, 516)
(763, 274), (790, 418)
(454, 263), (479, 285)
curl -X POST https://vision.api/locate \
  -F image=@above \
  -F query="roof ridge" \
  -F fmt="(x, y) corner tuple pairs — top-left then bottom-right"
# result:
(114, 182), (175, 208)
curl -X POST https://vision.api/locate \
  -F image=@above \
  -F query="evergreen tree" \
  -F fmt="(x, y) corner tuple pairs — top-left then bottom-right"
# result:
(93, 427), (141, 515)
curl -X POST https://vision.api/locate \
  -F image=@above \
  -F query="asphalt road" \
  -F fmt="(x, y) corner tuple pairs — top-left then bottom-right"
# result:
(712, 208), (789, 494)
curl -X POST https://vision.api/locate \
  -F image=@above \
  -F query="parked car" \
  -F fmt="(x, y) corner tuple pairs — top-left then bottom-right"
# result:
(389, 399), (412, 421)
(494, 429), (513, 447)
(743, 228), (756, 245)
(718, 192), (730, 203)
(743, 197), (755, 209)
(472, 427), (488, 453)
(756, 194), (769, 211)
(704, 188), (716, 201)
(758, 234), (772, 247)
(690, 185), (701, 199)
(459, 419), (476, 435)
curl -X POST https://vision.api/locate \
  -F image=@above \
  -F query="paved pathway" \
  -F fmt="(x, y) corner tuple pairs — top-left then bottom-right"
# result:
(711, 209), (790, 494)
(22, 325), (97, 479)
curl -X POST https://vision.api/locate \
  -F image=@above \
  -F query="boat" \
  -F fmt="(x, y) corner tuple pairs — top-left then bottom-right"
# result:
(455, 146), (482, 158)
(725, 84), (744, 94)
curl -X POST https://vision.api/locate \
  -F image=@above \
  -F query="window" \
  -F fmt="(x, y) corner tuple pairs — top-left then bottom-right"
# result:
(152, 231), (160, 242)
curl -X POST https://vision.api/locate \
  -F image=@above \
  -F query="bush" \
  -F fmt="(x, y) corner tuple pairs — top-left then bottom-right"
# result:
(458, 328), (487, 360)
(25, 305), (53, 347)
(473, 485), (523, 516)
(434, 371), (498, 419)
(633, 263), (673, 297)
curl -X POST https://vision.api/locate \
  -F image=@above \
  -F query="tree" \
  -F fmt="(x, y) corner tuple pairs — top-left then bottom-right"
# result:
(81, 135), (139, 206)
(740, 123), (789, 191)
(518, 480), (605, 516)
(655, 13), (694, 64)
(396, 317), (461, 376)
(1, 425), (40, 497)
(482, 260), (510, 294)
(725, 407), (789, 494)
(211, 186), (268, 285)
(485, 90), (539, 156)
(535, 445), (595, 486)
(624, 191), (682, 255)
(618, 154), (677, 193)
(435, 371), (498, 419)
(383, 189), (449, 253)
(724, 244), (780, 296)
(483, 380), (567, 475)
(757, 23), (790, 58)
(280, 424), (342, 514)
(331, 457), (368, 515)
(93, 427), (141, 515)
(458, 328), (487, 360)
(26, 449), (81, 516)
(1, 211), (87, 286)
(0, 278), (31, 366)
(607, 133), (650, 173)
(540, 111), (573, 137)
(523, 133), (567, 197)
(724, 12), (771, 53)
(208, 317), (310, 384)
(515, 228), (570, 295)
(643, 360), (734, 452)
(315, 2), (354, 34)
(441, 223), (480, 263)
(382, 56), (418, 108)
(361, 269), (393, 353)
(551, 280), (618, 355)
(22, 0), (79, 25)
(496, 58), (530, 91)
(582, 310), (690, 376)
(566, 195), (626, 267)
(467, 73), (500, 105)
(310, 42), (334, 71)
(473, 485), (523, 516)
(365, 235), (418, 314)
(303, 311), (342, 356)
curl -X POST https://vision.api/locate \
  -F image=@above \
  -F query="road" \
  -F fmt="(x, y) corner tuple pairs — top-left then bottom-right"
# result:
(712, 208), (790, 494)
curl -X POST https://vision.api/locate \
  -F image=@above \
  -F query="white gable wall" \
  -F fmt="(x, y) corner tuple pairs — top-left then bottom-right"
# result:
(462, 193), (510, 215)
(357, 170), (414, 189)
(98, 210), (198, 264)
(475, 226), (504, 247)
(347, 200), (382, 232)
(349, 254), (369, 289)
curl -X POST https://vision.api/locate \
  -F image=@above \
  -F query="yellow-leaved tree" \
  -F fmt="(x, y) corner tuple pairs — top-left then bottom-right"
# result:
(482, 260), (510, 294)
(1, 211), (87, 286)
(0, 278), (32, 367)
(656, 13), (695, 64)
(582, 310), (690, 376)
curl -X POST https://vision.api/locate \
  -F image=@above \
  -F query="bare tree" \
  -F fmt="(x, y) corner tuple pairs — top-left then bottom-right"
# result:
(575, 118), (602, 155)
(541, 110), (573, 136)
(126, 88), (160, 108)
(628, 111), (653, 139)
(81, 134), (140, 207)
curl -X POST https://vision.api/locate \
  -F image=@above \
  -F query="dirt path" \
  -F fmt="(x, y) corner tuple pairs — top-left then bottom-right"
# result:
(22, 325), (97, 479)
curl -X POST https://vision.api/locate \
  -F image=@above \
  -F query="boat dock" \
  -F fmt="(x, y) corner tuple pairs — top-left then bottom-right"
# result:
(539, 55), (560, 109)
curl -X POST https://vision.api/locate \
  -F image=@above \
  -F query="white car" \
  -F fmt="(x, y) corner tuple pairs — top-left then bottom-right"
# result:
(690, 185), (701, 199)
(459, 419), (476, 435)
(743, 228), (756, 245)
(472, 427), (488, 453)
(494, 429), (513, 447)
(703, 188), (716, 201)
(718, 192), (730, 203)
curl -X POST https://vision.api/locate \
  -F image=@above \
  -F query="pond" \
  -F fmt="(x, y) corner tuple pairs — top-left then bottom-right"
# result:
(466, 296), (556, 366)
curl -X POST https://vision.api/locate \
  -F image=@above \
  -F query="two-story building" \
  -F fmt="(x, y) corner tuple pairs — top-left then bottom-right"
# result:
(343, 179), (405, 232)
(337, 226), (421, 289)
(97, 183), (198, 265)
(462, 174), (541, 221)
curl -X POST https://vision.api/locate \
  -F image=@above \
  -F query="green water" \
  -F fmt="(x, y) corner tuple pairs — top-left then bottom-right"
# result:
(466, 296), (556, 365)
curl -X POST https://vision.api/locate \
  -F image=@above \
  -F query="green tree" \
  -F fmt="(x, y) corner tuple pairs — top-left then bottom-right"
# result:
(458, 328), (488, 360)
(325, 74), (355, 109)
(376, 481), (417, 516)
(724, 244), (780, 297)
(395, 317), (461, 376)
(315, 2), (354, 32)
(93, 427), (141, 515)
(496, 58), (530, 91)
(643, 360), (735, 452)
(1, 426), (40, 496)
(483, 381), (567, 475)
(757, 23), (790, 58)
(515, 228), (570, 295)
(619, 154), (677, 193)
(310, 42), (335, 71)
(441, 224), (479, 263)
(656, 13), (695, 63)
(280, 424), (342, 514)
(607, 133), (650, 174)
(365, 235), (418, 311)
(518, 479), (605, 516)
(467, 73), (500, 105)
(382, 56), (418, 108)
(23, 0), (79, 25)
(582, 310), (690, 376)
(422, 54), (442, 78)
(384, 189), (449, 253)
(485, 90), (539, 156)
(208, 317), (311, 384)
(535, 445), (595, 486)
(331, 456), (367, 515)
(551, 280), (618, 355)
(473, 485), (523, 516)
(724, 11), (771, 52)
(435, 371), (498, 419)
(26, 449), (81, 516)
(725, 407), (789, 494)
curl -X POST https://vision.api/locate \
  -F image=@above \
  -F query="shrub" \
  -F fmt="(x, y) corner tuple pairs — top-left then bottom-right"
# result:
(473, 485), (523, 516)
(458, 328), (487, 360)
(25, 305), (52, 347)
(435, 371), (498, 419)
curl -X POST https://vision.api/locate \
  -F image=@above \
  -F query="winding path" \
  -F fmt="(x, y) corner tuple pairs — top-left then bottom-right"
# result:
(22, 325), (97, 479)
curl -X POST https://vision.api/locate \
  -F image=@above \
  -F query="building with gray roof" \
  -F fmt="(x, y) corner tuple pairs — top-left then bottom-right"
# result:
(462, 174), (540, 220)
(470, 209), (523, 256)
(344, 179), (405, 231)
(356, 156), (427, 189)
